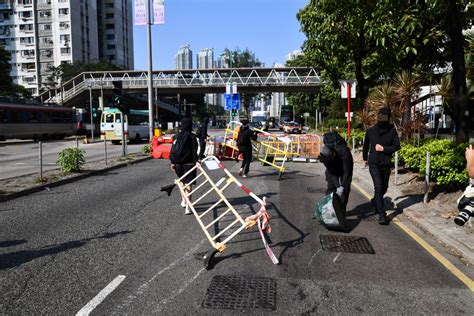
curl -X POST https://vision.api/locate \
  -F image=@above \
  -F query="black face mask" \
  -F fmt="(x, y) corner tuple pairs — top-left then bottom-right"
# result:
(319, 145), (336, 164)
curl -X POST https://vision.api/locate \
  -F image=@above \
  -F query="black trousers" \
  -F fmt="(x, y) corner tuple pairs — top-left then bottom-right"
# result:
(239, 147), (252, 175)
(198, 138), (206, 159)
(325, 170), (351, 208)
(368, 162), (391, 215)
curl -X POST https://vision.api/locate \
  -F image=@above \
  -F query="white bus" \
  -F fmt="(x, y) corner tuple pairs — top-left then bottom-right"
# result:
(100, 108), (149, 144)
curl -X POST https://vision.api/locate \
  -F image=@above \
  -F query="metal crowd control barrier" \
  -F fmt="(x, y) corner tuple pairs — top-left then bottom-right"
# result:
(218, 122), (241, 160)
(220, 121), (292, 179)
(251, 132), (291, 179)
(287, 134), (321, 161)
(174, 156), (279, 268)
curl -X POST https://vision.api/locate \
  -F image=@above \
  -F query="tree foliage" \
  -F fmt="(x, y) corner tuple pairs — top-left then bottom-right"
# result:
(297, 0), (473, 143)
(45, 60), (124, 88)
(0, 46), (31, 97)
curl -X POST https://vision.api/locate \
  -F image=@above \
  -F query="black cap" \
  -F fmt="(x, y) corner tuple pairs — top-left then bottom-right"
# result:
(180, 118), (193, 132)
(377, 107), (391, 122)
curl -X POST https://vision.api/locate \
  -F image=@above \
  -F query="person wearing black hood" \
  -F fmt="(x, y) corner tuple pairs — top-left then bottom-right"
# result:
(319, 131), (353, 208)
(362, 107), (401, 224)
(197, 117), (210, 159)
(236, 119), (257, 178)
(170, 118), (199, 215)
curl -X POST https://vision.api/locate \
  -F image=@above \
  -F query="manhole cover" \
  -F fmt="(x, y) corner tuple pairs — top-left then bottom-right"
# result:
(307, 187), (326, 194)
(319, 235), (375, 254)
(202, 275), (277, 311)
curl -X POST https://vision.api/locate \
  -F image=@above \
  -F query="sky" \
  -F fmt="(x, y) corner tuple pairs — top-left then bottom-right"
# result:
(132, 0), (308, 70)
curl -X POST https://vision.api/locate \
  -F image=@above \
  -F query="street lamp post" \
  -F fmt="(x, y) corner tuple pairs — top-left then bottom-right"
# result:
(87, 82), (94, 142)
(146, 0), (154, 141)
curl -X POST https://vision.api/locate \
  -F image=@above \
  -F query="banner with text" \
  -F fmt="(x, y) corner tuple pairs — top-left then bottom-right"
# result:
(153, 0), (165, 24)
(134, 0), (147, 25)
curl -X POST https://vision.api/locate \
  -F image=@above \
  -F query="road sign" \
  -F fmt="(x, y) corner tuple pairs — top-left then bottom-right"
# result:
(303, 112), (310, 117)
(224, 93), (240, 111)
(344, 112), (354, 118)
(340, 80), (356, 98)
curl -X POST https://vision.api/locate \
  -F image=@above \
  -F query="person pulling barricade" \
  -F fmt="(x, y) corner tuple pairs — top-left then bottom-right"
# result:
(197, 117), (210, 159)
(319, 131), (353, 208)
(170, 118), (200, 215)
(237, 119), (258, 178)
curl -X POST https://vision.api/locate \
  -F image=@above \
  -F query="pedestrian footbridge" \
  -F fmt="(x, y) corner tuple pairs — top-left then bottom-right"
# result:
(38, 67), (322, 111)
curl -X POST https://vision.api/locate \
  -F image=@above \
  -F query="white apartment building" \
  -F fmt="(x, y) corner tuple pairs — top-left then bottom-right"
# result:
(285, 49), (303, 62)
(0, 0), (133, 96)
(196, 47), (217, 107)
(270, 63), (287, 117)
(174, 44), (192, 70)
(197, 47), (213, 69)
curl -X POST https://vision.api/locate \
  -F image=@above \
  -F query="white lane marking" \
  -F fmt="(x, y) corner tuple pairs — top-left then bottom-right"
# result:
(13, 163), (25, 165)
(333, 252), (341, 263)
(155, 268), (205, 313)
(76, 275), (126, 316)
(115, 239), (206, 311)
(307, 249), (322, 266)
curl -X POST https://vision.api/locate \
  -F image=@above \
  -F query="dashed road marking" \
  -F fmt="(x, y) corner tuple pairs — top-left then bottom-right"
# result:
(352, 181), (474, 291)
(76, 275), (126, 316)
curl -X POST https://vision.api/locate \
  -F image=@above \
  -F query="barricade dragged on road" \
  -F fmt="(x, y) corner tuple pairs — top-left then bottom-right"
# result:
(171, 156), (279, 267)
(219, 121), (292, 179)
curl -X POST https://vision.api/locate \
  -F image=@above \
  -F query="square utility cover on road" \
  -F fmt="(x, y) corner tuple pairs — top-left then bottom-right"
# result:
(201, 275), (277, 311)
(320, 235), (375, 254)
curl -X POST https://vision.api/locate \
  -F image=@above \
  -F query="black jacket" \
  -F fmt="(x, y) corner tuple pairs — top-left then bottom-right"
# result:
(169, 131), (199, 164)
(198, 123), (208, 141)
(363, 123), (401, 166)
(237, 125), (255, 150)
(321, 132), (353, 188)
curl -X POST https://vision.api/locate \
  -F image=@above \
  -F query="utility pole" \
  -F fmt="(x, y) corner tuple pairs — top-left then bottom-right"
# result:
(146, 0), (154, 141)
(87, 83), (94, 142)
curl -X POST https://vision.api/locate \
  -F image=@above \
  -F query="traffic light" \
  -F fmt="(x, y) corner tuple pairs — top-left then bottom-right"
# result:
(92, 107), (97, 118)
(112, 95), (122, 106)
(231, 109), (238, 116)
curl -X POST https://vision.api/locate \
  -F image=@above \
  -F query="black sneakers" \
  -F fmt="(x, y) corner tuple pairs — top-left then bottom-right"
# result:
(379, 214), (388, 225)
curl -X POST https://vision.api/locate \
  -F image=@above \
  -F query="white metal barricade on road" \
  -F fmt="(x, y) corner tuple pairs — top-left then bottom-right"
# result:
(174, 156), (279, 265)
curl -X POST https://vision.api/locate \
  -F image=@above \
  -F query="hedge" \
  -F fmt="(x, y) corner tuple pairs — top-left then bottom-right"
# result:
(399, 139), (468, 188)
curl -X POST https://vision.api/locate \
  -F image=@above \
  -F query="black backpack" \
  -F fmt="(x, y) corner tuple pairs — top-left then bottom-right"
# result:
(170, 131), (192, 164)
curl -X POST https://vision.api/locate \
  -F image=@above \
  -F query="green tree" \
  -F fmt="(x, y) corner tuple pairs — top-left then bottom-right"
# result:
(297, 0), (472, 143)
(442, 0), (472, 143)
(221, 47), (263, 116)
(45, 60), (123, 88)
(0, 46), (31, 97)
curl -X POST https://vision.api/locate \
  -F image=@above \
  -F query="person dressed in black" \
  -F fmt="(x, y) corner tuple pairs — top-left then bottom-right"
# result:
(170, 118), (199, 215)
(362, 107), (401, 224)
(319, 131), (353, 209)
(197, 117), (209, 159)
(237, 119), (257, 178)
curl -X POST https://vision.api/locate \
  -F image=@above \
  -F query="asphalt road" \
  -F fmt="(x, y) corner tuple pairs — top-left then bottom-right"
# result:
(0, 139), (144, 180)
(0, 158), (472, 314)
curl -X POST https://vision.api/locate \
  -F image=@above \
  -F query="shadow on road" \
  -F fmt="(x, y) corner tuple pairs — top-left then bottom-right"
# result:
(0, 230), (133, 270)
(0, 239), (27, 248)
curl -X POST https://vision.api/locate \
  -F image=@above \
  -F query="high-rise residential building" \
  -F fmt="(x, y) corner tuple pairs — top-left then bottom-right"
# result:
(270, 63), (286, 117)
(0, 0), (134, 96)
(174, 45), (193, 69)
(97, 0), (134, 69)
(285, 49), (304, 62)
(197, 48), (213, 69)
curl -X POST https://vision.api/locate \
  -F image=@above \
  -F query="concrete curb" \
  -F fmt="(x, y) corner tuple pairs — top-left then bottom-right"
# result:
(352, 164), (474, 266)
(0, 156), (153, 203)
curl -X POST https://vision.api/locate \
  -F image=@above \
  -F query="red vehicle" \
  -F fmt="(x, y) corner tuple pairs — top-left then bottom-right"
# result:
(283, 121), (302, 134)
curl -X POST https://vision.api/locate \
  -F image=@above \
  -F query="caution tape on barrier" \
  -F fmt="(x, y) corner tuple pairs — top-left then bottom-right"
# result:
(174, 155), (279, 264)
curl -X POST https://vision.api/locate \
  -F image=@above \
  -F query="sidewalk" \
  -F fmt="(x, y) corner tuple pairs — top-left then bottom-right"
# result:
(352, 161), (474, 266)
